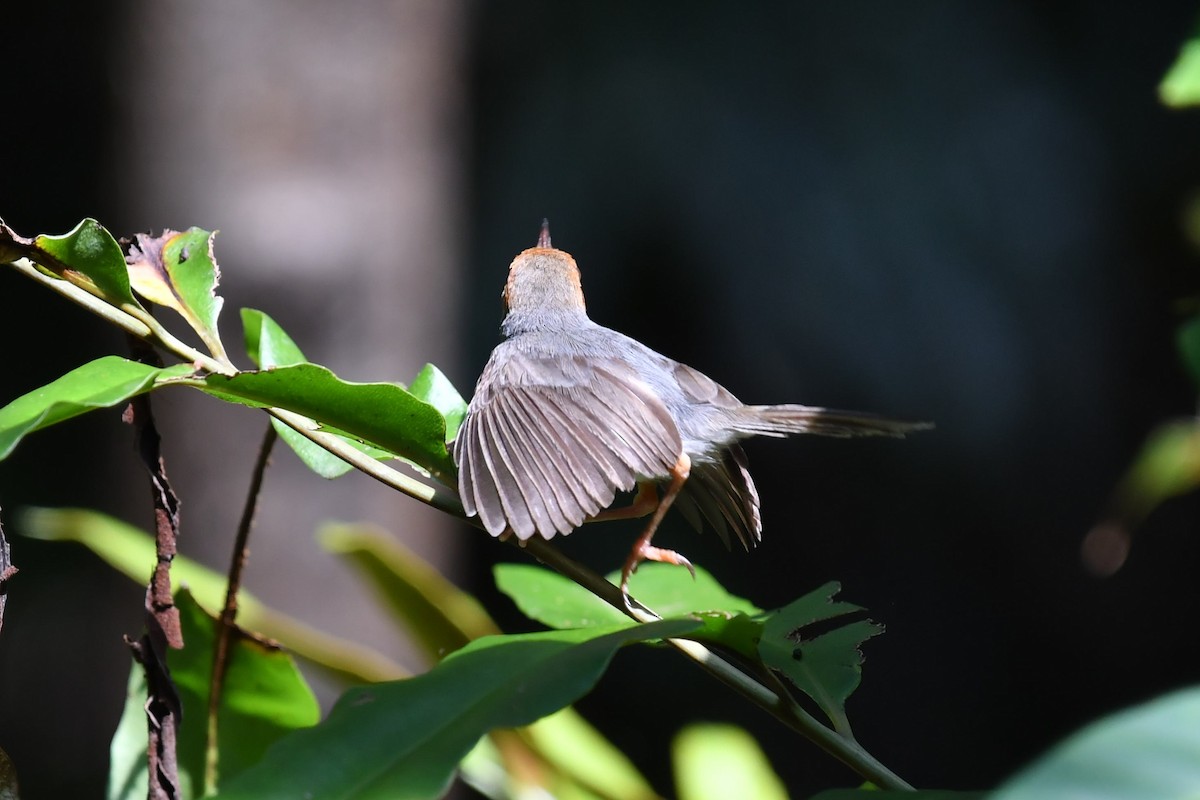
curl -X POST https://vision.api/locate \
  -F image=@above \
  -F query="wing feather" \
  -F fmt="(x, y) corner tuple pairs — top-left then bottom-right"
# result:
(455, 354), (683, 541)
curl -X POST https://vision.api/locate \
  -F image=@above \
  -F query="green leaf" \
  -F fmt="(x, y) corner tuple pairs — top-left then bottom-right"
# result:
(0, 356), (193, 461)
(992, 686), (1200, 800)
(319, 522), (499, 660)
(673, 723), (787, 800)
(215, 620), (698, 800)
(33, 218), (141, 307)
(495, 563), (631, 630)
(809, 791), (985, 800)
(408, 363), (468, 443)
(241, 308), (370, 479)
(18, 507), (404, 684)
(196, 363), (455, 480)
(495, 563), (762, 631)
(1177, 313), (1200, 389)
(758, 582), (882, 732)
(108, 665), (157, 800)
(1160, 23), (1200, 107)
(242, 308), (306, 369)
(1113, 419), (1200, 523)
(126, 228), (227, 359)
(108, 589), (319, 799)
(520, 709), (659, 800)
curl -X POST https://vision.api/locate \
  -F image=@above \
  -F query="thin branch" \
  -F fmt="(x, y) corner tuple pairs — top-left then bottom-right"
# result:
(124, 337), (184, 798)
(7, 248), (912, 791)
(519, 538), (913, 791)
(205, 423), (278, 796)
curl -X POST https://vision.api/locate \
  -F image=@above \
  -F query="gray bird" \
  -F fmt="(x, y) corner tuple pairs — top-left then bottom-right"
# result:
(455, 222), (926, 597)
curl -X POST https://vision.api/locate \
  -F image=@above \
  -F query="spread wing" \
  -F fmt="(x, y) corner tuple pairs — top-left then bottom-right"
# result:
(454, 350), (682, 540)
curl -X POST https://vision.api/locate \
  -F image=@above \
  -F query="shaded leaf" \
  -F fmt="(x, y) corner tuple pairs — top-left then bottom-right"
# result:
(323, 524), (657, 800)
(0, 356), (193, 461)
(759, 582), (882, 731)
(1, 218), (140, 307)
(1177, 313), (1200, 389)
(1082, 419), (1200, 576)
(108, 590), (319, 799)
(127, 228), (227, 358)
(196, 363), (455, 480)
(673, 723), (787, 800)
(19, 507), (404, 684)
(216, 620), (698, 800)
(409, 363), (468, 443)
(992, 686), (1200, 800)
(319, 522), (498, 660)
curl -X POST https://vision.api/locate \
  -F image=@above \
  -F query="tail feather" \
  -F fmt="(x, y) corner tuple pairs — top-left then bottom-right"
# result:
(741, 404), (932, 439)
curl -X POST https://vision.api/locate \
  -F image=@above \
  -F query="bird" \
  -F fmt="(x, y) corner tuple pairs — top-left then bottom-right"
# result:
(454, 221), (927, 600)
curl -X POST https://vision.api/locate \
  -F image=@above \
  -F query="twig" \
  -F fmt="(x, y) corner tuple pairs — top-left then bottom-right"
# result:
(0, 507), (16, 638)
(519, 537), (913, 791)
(204, 423), (278, 796)
(124, 336), (185, 799)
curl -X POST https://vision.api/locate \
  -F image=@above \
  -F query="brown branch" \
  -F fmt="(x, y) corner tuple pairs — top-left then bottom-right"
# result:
(205, 422), (278, 794)
(124, 336), (184, 799)
(0, 507), (16, 638)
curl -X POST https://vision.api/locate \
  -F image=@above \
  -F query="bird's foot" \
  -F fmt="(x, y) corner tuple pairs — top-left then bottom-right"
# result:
(619, 542), (696, 601)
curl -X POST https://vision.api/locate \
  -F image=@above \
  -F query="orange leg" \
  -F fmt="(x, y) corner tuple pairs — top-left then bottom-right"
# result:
(589, 482), (659, 522)
(620, 453), (693, 601)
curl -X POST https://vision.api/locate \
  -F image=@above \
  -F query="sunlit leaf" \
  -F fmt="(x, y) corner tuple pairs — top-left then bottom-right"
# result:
(127, 228), (227, 358)
(809, 791), (984, 800)
(108, 590), (319, 798)
(409, 363), (468, 443)
(34, 219), (140, 307)
(241, 308), (391, 479)
(19, 507), (404, 684)
(215, 620), (697, 800)
(992, 686), (1200, 800)
(0, 356), (193, 461)
(195, 363), (455, 481)
(495, 563), (630, 630)
(758, 582), (882, 732)
(673, 724), (787, 800)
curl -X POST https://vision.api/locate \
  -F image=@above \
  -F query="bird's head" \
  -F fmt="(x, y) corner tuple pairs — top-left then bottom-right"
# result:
(502, 220), (587, 320)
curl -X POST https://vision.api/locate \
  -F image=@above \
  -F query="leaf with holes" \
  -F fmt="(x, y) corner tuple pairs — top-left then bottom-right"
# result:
(758, 582), (882, 732)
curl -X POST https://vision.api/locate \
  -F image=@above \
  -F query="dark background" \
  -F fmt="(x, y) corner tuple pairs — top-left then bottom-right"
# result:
(4, 2), (1200, 797)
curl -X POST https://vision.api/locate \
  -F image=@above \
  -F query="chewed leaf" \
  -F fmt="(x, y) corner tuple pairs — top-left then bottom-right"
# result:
(0, 356), (194, 462)
(127, 228), (227, 359)
(758, 582), (883, 732)
(408, 363), (468, 443)
(1, 218), (140, 307)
